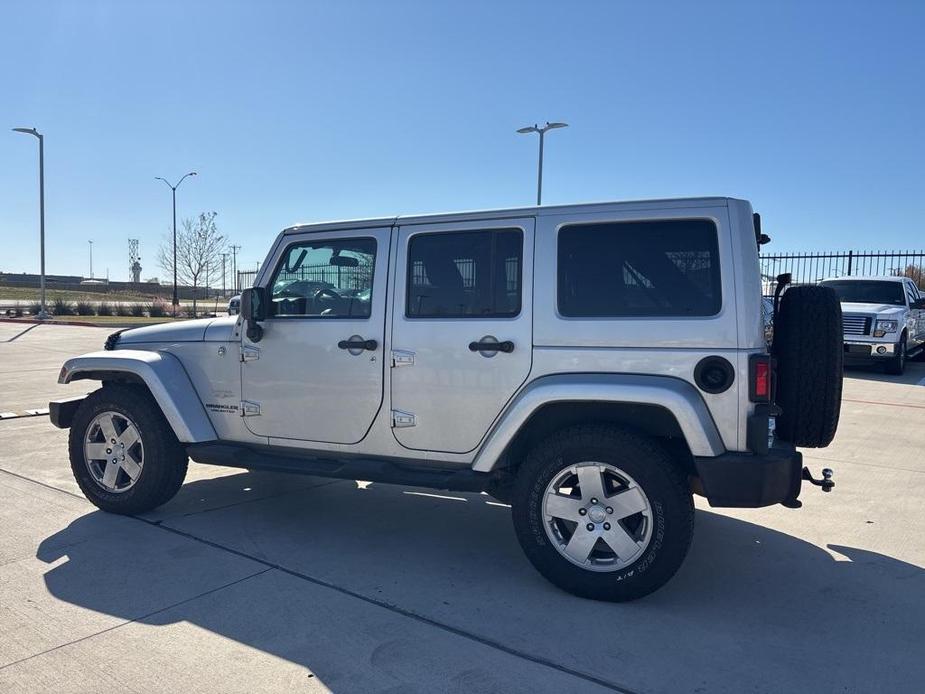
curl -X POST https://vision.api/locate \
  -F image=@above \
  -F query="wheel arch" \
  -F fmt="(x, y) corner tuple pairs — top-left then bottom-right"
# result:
(58, 350), (216, 443)
(471, 374), (725, 473)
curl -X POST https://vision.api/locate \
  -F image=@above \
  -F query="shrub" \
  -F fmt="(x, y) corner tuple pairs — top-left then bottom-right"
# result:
(185, 305), (198, 319)
(115, 303), (132, 317)
(53, 298), (75, 316)
(27, 301), (43, 316)
(97, 302), (113, 316)
(130, 303), (146, 317)
(75, 301), (96, 316)
(148, 298), (167, 317)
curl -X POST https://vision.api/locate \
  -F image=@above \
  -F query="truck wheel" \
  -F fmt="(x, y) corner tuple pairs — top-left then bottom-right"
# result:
(884, 335), (906, 375)
(68, 385), (188, 515)
(511, 425), (694, 602)
(773, 285), (843, 447)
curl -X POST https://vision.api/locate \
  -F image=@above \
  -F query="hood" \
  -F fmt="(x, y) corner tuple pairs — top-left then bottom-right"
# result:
(840, 302), (906, 316)
(118, 317), (219, 345)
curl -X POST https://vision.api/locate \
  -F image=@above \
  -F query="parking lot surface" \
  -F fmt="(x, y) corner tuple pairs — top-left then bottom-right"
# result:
(1, 324), (924, 693)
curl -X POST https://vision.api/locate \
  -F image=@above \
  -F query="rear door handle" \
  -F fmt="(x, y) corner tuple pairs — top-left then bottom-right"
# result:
(338, 338), (378, 351)
(468, 340), (514, 353)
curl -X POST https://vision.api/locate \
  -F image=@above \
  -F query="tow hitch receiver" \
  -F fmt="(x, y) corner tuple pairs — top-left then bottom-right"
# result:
(802, 466), (835, 492)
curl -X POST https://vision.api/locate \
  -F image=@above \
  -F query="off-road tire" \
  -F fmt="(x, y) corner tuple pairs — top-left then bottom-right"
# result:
(773, 285), (843, 447)
(884, 334), (907, 375)
(69, 384), (188, 514)
(511, 425), (694, 602)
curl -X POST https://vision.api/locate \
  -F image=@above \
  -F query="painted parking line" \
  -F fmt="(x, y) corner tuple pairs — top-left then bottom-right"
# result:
(842, 398), (925, 410)
(0, 408), (50, 420)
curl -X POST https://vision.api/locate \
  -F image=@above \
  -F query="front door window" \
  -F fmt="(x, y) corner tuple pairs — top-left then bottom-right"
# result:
(270, 238), (376, 318)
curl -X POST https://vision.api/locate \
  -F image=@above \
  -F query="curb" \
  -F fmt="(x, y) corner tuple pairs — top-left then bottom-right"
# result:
(0, 317), (102, 328)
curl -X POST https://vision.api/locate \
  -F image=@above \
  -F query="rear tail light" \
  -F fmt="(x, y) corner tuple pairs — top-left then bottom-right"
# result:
(749, 354), (774, 402)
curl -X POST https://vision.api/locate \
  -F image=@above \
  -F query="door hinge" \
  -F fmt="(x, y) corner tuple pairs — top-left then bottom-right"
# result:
(241, 346), (260, 362)
(391, 409), (416, 428)
(391, 350), (415, 367)
(240, 400), (261, 417)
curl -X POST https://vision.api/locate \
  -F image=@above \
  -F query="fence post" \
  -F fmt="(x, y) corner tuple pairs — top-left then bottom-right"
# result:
(847, 250), (853, 276)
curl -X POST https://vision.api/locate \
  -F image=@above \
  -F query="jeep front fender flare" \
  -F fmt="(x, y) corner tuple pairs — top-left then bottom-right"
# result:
(58, 350), (216, 443)
(471, 373), (725, 472)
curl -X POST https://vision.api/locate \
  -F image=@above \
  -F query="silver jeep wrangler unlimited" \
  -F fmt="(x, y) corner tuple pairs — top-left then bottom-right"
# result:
(51, 197), (843, 601)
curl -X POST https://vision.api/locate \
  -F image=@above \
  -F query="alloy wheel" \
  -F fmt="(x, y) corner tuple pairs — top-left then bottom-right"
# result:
(83, 410), (144, 493)
(542, 462), (653, 572)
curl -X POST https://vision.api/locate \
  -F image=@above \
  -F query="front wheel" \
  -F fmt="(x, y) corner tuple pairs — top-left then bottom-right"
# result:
(69, 385), (188, 514)
(884, 335), (906, 375)
(511, 425), (694, 602)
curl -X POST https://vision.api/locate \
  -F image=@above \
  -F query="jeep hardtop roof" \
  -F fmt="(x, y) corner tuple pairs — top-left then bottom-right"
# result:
(283, 196), (745, 235)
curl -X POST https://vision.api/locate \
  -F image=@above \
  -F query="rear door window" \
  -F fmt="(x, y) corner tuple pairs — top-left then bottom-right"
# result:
(557, 219), (721, 317)
(406, 229), (522, 318)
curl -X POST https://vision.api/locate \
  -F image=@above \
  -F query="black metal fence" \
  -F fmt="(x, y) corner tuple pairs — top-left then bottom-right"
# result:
(760, 250), (925, 294)
(236, 270), (257, 292)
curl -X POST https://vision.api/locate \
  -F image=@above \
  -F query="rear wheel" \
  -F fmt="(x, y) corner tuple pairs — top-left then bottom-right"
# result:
(884, 334), (907, 375)
(69, 385), (188, 514)
(511, 425), (694, 602)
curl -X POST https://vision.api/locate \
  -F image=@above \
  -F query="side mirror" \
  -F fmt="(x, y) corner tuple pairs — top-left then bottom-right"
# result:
(913, 298), (925, 310)
(240, 287), (266, 342)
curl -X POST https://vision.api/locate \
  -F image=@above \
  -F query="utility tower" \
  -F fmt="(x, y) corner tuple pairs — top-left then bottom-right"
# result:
(128, 239), (142, 284)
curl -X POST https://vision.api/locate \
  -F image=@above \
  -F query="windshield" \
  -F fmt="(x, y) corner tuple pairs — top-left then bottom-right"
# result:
(820, 280), (906, 306)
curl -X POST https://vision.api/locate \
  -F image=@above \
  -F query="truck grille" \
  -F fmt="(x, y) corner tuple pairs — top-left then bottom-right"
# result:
(842, 314), (871, 336)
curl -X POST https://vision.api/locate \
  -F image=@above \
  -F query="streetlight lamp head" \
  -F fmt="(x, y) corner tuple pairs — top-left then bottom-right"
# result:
(546, 122), (568, 130)
(12, 127), (38, 137)
(517, 126), (538, 134)
(188, 171), (198, 177)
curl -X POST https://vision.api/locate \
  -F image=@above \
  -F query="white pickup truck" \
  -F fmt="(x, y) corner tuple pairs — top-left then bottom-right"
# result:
(819, 276), (925, 374)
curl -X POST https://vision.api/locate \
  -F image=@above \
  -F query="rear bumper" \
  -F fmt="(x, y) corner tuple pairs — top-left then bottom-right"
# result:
(694, 443), (803, 508)
(49, 396), (86, 429)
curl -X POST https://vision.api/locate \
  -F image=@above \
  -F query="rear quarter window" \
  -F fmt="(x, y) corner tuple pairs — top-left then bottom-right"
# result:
(557, 219), (722, 317)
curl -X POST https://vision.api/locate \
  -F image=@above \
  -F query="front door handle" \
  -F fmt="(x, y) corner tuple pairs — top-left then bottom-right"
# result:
(469, 340), (514, 353)
(338, 338), (378, 351)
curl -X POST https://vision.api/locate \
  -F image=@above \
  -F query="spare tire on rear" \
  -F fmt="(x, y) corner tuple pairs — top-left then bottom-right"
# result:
(772, 285), (843, 447)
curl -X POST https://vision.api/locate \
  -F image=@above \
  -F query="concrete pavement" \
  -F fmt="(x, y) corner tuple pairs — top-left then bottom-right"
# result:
(1, 324), (924, 693)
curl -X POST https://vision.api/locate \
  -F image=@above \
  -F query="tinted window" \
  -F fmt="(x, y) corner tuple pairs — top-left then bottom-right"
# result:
(819, 280), (906, 306)
(557, 219), (721, 317)
(269, 238), (376, 317)
(407, 229), (522, 318)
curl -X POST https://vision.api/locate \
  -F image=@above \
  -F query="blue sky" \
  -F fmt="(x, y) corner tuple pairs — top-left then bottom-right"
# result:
(1, 1), (923, 281)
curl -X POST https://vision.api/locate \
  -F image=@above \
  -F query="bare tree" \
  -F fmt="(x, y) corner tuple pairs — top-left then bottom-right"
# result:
(158, 211), (225, 314)
(898, 263), (925, 290)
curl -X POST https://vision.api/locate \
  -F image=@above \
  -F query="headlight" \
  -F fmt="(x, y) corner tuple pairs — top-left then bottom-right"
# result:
(874, 319), (898, 337)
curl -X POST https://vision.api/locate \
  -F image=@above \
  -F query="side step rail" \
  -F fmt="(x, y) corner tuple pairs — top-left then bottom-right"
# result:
(187, 442), (491, 493)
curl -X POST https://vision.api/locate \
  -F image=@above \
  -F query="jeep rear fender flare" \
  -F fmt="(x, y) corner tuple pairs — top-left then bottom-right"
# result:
(58, 350), (216, 443)
(471, 374), (725, 472)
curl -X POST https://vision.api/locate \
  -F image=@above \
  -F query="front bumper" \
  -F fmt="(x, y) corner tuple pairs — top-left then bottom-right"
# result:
(694, 443), (803, 508)
(49, 396), (86, 429)
(843, 340), (897, 360)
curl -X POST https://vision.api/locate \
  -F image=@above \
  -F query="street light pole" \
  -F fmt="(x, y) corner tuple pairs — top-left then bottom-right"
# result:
(231, 245), (241, 292)
(220, 252), (229, 297)
(516, 121), (568, 205)
(13, 127), (49, 319)
(155, 172), (197, 316)
(88, 240), (93, 278)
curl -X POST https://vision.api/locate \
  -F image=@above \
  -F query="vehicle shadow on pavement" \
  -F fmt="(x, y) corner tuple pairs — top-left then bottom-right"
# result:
(36, 472), (925, 691)
(844, 361), (925, 385)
